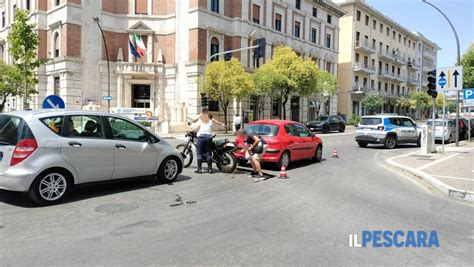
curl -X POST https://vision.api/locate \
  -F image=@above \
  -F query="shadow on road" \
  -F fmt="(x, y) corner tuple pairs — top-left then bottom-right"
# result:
(362, 144), (419, 150)
(0, 175), (192, 208)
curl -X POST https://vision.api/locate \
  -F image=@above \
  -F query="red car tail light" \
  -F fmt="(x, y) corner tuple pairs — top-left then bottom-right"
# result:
(10, 138), (38, 166)
(377, 126), (385, 131)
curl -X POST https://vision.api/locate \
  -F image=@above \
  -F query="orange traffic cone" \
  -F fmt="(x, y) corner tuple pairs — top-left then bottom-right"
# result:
(279, 165), (288, 178)
(332, 148), (339, 158)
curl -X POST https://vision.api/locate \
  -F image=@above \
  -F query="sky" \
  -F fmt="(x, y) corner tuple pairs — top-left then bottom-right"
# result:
(364, 0), (474, 68)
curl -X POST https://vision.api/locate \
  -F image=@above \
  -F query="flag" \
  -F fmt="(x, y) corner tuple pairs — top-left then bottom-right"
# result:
(134, 33), (146, 57)
(129, 38), (141, 58)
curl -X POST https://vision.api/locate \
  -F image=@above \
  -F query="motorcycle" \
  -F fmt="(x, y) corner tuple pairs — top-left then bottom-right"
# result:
(176, 131), (238, 173)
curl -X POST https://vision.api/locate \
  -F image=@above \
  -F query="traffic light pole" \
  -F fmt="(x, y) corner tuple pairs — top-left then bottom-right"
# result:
(422, 0), (461, 146)
(201, 45), (259, 107)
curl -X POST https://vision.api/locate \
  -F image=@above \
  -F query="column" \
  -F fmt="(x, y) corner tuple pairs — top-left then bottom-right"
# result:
(117, 75), (123, 108)
(147, 34), (153, 63)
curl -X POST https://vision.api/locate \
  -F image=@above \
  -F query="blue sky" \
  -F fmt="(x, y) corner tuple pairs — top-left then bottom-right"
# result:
(365, 0), (474, 67)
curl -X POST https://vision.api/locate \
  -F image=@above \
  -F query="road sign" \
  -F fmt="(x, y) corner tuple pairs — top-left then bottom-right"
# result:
(436, 66), (463, 91)
(42, 95), (65, 109)
(102, 96), (113, 101)
(463, 88), (474, 107)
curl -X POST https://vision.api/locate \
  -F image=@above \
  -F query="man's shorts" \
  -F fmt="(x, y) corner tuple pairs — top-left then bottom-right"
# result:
(245, 145), (267, 161)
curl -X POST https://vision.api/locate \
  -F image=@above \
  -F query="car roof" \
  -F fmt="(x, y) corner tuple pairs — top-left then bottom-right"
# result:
(361, 115), (411, 119)
(2, 109), (124, 120)
(250, 119), (302, 126)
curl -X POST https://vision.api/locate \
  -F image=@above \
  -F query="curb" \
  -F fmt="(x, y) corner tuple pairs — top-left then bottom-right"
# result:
(386, 152), (474, 202)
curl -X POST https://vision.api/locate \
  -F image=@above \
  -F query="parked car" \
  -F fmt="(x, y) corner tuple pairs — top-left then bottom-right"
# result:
(306, 115), (346, 133)
(0, 110), (183, 205)
(355, 115), (421, 149)
(234, 120), (323, 169)
(427, 119), (457, 143)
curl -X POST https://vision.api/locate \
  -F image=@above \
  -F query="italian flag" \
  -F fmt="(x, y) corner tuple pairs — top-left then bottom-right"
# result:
(134, 33), (146, 57)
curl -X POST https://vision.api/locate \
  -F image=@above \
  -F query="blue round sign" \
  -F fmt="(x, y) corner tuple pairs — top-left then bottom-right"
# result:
(438, 77), (447, 87)
(42, 95), (65, 109)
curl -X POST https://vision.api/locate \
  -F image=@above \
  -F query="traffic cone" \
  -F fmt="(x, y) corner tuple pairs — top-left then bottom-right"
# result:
(279, 165), (288, 179)
(332, 148), (339, 158)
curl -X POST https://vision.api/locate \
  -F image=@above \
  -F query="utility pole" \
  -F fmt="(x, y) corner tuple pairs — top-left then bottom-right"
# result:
(422, 0), (461, 146)
(93, 17), (111, 113)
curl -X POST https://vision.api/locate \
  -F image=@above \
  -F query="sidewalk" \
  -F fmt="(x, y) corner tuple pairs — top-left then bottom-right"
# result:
(386, 141), (474, 202)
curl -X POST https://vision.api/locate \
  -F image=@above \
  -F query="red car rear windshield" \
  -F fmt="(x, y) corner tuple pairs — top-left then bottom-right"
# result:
(247, 124), (279, 137)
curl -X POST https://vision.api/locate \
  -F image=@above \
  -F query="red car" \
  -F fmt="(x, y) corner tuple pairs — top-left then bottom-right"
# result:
(234, 120), (323, 168)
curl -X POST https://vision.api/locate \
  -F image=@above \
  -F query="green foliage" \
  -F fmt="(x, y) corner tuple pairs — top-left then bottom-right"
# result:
(347, 115), (361, 126)
(0, 61), (32, 112)
(7, 9), (43, 108)
(314, 70), (338, 116)
(408, 91), (431, 111)
(361, 92), (384, 114)
(204, 58), (254, 130)
(252, 46), (319, 119)
(461, 43), (474, 88)
(138, 121), (152, 127)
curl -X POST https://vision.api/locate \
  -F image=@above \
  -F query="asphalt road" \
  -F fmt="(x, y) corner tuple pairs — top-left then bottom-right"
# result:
(0, 129), (472, 266)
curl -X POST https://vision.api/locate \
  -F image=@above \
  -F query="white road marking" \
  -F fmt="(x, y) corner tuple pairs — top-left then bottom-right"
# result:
(417, 153), (459, 170)
(432, 175), (473, 181)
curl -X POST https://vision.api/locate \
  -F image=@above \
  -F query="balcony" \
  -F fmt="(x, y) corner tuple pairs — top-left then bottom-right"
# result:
(378, 50), (397, 62)
(394, 73), (407, 82)
(393, 56), (406, 66)
(353, 62), (376, 74)
(407, 61), (421, 70)
(407, 76), (420, 85)
(351, 85), (377, 101)
(378, 70), (396, 80)
(355, 40), (376, 54)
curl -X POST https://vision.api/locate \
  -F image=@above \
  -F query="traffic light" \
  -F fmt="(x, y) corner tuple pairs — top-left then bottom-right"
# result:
(224, 48), (232, 61)
(201, 93), (209, 107)
(255, 38), (266, 58)
(426, 69), (437, 98)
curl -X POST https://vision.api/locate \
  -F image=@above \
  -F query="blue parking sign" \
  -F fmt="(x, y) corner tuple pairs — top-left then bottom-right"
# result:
(42, 95), (65, 109)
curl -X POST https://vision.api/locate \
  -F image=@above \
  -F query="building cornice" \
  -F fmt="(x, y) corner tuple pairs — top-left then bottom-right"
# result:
(312, 0), (347, 17)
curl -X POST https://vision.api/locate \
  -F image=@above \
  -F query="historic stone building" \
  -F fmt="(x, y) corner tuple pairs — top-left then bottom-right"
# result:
(0, 0), (344, 132)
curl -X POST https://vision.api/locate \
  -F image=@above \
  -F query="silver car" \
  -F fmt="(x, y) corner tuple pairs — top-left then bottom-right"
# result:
(0, 110), (183, 205)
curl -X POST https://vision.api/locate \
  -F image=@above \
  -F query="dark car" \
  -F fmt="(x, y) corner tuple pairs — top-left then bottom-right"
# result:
(306, 115), (345, 133)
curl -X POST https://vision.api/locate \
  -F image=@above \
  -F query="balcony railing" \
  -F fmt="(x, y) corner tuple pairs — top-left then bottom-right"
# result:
(407, 61), (421, 70)
(353, 62), (376, 74)
(378, 70), (396, 80)
(355, 40), (376, 54)
(378, 50), (397, 62)
(408, 76), (420, 85)
(395, 73), (407, 82)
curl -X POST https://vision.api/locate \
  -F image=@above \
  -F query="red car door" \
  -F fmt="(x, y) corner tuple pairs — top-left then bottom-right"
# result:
(283, 124), (304, 160)
(293, 123), (317, 158)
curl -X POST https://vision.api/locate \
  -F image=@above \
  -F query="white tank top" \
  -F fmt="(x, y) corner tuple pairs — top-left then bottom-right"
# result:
(197, 119), (213, 136)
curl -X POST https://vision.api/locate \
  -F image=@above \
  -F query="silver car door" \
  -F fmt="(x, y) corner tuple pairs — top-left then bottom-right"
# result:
(60, 115), (114, 183)
(107, 117), (158, 179)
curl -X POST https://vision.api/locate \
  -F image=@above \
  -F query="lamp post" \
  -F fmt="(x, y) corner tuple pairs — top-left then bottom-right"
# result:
(93, 17), (111, 113)
(422, 0), (461, 146)
(200, 30), (258, 107)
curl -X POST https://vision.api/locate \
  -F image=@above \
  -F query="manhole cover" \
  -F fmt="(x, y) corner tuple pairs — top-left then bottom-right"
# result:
(95, 202), (139, 214)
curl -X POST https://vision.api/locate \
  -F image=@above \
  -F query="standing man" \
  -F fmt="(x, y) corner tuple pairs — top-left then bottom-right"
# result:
(234, 114), (242, 132)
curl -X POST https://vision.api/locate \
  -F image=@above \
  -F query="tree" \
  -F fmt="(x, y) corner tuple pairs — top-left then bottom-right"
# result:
(255, 46), (319, 119)
(252, 66), (282, 119)
(0, 62), (24, 112)
(361, 92), (384, 115)
(408, 91), (431, 119)
(314, 70), (337, 116)
(461, 43), (474, 89)
(204, 58), (254, 132)
(395, 97), (411, 116)
(7, 9), (43, 110)
(435, 92), (446, 111)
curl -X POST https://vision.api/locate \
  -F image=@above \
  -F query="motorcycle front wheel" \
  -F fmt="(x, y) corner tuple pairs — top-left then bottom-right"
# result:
(176, 143), (193, 168)
(216, 151), (237, 173)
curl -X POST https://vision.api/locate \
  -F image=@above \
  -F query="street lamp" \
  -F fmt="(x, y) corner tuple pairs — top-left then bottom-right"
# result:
(93, 17), (111, 113)
(422, 0), (461, 146)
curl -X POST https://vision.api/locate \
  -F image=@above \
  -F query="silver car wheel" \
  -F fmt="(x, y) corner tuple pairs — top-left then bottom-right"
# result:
(38, 173), (67, 201)
(164, 159), (178, 180)
(281, 153), (290, 167)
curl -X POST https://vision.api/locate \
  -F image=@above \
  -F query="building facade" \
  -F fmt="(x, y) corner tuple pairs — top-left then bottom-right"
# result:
(0, 0), (344, 132)
(414, 31), (440, 93)
(334, 0), (438, 120)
